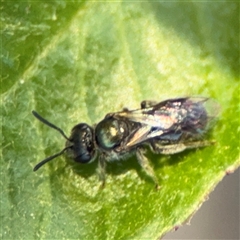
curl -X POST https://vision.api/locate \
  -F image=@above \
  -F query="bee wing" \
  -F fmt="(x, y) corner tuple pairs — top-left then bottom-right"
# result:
(125, 125), (164, 148)
(116, 97), (220, 129)
(115, 108), (173, 148)
(114, 97), (220, 148)
(116, 107), (178, 129)
(114, 104), (179, 148)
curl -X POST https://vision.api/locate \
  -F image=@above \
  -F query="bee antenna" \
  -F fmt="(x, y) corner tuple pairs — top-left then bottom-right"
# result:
(32, 110), (70, 141)
(33, 146), (72, 171)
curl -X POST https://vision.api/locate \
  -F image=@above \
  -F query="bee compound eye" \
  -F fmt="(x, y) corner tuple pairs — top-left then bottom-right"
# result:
(95, 118), (127, 150)
(74, 151), (93, 163)
(67, 124), (95, 163)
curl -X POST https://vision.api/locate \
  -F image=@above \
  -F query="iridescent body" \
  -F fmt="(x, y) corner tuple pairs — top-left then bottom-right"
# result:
(32, 97), (219, 187)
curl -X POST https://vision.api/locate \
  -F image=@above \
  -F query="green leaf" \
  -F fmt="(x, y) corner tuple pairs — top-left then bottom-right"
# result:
(1, 2), (239, 239)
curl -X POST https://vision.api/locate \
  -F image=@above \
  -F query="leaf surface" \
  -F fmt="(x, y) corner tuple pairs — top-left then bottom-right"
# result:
(1, 2), (239, 239)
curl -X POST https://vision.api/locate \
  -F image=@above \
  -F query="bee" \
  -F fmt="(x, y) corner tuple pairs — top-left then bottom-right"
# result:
(32, 97), (219, 187)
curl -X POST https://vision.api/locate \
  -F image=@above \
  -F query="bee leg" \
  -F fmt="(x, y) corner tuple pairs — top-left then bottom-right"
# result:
(141, 100), (158, 109)
(97, 155), (106, 188)
(136, 148), (159, 189)
(150, 140), (215, 155)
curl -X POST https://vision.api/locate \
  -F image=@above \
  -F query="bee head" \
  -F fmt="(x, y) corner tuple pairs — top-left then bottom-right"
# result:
(66, 123), (96, 163)
(32, 111), (96, 172)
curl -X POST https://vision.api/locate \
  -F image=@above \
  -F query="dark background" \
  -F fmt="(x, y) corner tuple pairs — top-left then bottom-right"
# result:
(163, 168), (239, 239)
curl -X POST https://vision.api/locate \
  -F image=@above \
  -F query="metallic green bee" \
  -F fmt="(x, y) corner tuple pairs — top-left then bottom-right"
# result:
(33, 97), (219, 187)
